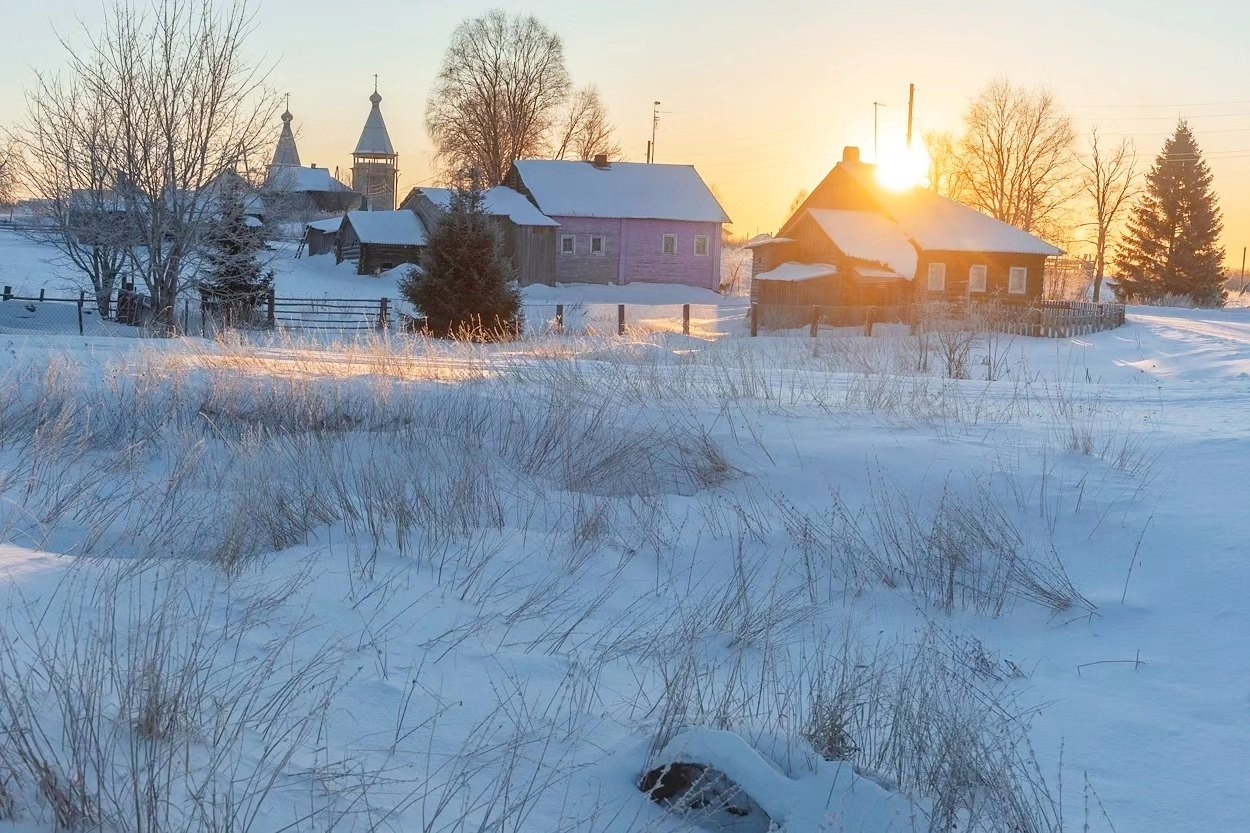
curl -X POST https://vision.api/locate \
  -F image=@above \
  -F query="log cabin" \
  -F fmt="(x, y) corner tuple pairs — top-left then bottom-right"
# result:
(750, 146), (1063, 315)
(335, 210), (427, 275)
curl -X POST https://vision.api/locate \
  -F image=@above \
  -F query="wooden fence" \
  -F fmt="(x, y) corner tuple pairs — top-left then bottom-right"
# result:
(749, 299), (1127, 339)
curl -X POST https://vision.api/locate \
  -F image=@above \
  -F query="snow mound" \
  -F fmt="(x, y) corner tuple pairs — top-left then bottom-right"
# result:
(651, 729), (916, 831)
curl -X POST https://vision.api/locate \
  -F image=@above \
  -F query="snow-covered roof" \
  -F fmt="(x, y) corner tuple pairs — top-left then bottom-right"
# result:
(354, 91), (396, 157)
(842, 163), (1064, 256)
(306, 217), (342, 233)
(753, 261), (838, 282)
(419, 186), (560, 227)
(742, 236), (794, 250)
(512, 160), (731, 223)
(807, 209), (919, 280)
(345, 210), (426, 246)
(266, 166), (353, 194)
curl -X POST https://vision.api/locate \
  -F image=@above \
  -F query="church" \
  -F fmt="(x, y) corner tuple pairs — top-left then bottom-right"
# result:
(263, 83), (401, 215)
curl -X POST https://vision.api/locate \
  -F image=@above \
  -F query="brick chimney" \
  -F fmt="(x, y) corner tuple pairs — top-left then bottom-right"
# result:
(593, 154), (610, 169)
(842, 146), (861, 164)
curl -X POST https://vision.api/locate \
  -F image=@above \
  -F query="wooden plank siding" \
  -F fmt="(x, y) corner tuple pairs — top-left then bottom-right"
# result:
(406, 191), (556, 286)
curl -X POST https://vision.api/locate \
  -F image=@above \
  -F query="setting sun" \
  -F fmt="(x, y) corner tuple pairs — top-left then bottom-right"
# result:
(875, 141), (931, 191)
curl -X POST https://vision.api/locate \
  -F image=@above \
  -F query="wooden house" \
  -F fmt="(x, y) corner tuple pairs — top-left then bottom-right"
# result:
(751, 147), (1063, 314)
(506, 157), (730, 290)
(335, 210), (427, 275)
(401, 185), (560, 286)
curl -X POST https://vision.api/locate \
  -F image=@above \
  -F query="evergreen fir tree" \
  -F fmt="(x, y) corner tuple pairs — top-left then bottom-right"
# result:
(200, 184), (273, 326)
(1115, 121), (1226, 306)
(401, 173), (520, 338)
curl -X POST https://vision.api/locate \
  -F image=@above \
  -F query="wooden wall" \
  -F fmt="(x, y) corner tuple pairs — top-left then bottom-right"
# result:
(912, 252), (1048, 303)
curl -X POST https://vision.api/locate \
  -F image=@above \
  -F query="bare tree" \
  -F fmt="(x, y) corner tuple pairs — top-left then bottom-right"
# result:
(0, 137), (17, 208)
(956, 80), (1077, 243)
(1079, 129), (1139, 301)
(783, 189), (808, 225)
(19, 0), (273, 331)
(923, 131), (967, 201)
(16, 76), (132, 314)
(550, 86), (622, 161)
(426, 11), (572, 185)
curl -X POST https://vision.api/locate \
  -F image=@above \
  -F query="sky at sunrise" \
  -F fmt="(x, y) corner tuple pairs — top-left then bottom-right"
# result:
(6, 0), (1250, 263)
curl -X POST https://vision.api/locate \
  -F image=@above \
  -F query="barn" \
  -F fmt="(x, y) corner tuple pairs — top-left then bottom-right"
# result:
(335, 211), (428, 275)
(402, 186), (560, 286)
(751, 146), (1063, 317)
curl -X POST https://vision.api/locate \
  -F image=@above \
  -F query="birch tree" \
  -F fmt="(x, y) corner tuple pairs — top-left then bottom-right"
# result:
(1079, 129), (1139, 301)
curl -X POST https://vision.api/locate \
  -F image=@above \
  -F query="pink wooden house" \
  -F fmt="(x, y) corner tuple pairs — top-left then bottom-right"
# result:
(507, 158), (730, 290)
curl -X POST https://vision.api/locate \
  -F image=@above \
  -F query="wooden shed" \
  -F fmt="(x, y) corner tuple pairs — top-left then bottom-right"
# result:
(335, 210), (427, 275)
(402, 186), (559, 286)
(302, 216), (342, 257)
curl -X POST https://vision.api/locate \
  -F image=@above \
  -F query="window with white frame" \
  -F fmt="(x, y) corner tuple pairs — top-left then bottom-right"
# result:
(969, 264), (988, 293)
(662, 234), (678, 255)
(1008, 266), (1028, 294)
(590, 235), (605, 255)
(694, 235), (710, 256)
(560, 235), (575, 255)
(927, 262), (947, 291)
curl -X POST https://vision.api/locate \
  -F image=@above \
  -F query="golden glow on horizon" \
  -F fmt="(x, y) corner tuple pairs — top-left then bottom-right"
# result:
(875, 141), (931, 192)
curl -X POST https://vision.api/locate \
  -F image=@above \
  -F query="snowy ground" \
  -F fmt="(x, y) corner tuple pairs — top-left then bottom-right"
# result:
(3, 227), (1250, 831)
(0, 306), (1248, 832)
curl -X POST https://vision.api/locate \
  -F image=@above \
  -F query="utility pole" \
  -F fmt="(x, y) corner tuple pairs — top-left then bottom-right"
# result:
(650, 101), (661, 164)
(646, 141), (652, 164)
(873, 101), (886, 161)
(1241, 246), (1247, 292)
(906, 84), (916, 149)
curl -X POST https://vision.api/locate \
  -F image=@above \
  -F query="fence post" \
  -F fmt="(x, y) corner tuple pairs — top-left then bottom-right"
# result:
(182, 298), (190, 335)
(864, 306), (875, 337)
(2, 285), (10, 301)
(617, 304), (625, 336)
(266, 288), (276, 329)
(809, 305), (820, 338)
(378, 297), (390, 331)
(555, 303), (564, 334)
(38, 288), (45, 302)
(77, 291), (85, 335)
(682, 303), (690, 335)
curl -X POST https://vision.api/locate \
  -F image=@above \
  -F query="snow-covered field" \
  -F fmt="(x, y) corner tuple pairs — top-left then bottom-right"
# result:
(2, 227), (1250, 832)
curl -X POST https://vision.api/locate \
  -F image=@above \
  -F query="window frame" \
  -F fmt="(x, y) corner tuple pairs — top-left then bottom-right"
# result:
(968, 264), (988, 294)
(661, 233), (678, 256)
(693, 235), (710, 257)
(1008, 266), (1028, 295)
(560, 234), (576, 255)
(927, 262), (947, 292)
(590, 235), (605, 256)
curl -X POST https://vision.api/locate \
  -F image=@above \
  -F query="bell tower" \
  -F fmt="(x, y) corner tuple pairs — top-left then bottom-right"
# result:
(351, 79), (399, 211)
